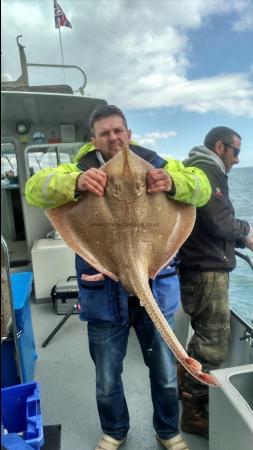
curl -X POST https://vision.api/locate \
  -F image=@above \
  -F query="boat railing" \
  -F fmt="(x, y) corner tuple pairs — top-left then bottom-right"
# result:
(26, 63), (87, 95)
(230, 309), (253, 334)
(1, 35), (87, 95)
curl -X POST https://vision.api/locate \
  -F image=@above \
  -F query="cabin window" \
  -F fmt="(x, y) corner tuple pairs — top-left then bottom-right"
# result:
(1, 143), (25, 242)
(27, 150), (71, 174)
(26, 143), (82, 176)
(1, 144), (18, 185)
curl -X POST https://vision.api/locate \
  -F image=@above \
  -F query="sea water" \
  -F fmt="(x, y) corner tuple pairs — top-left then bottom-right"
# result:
(229, 166), (253, 328)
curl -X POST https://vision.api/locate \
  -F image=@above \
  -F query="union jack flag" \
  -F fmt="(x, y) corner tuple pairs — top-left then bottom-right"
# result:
(54, 0), (72, 29)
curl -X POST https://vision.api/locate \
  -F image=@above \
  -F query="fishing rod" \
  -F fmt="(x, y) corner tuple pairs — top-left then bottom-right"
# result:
(235, 250), (253, 272)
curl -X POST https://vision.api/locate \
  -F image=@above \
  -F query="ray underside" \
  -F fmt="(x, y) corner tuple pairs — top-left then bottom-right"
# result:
(46, 148), (220, 387)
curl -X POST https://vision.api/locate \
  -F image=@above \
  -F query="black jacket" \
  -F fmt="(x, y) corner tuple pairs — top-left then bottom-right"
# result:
(178, 146), (250, 272)
(77, 144), (167, 171)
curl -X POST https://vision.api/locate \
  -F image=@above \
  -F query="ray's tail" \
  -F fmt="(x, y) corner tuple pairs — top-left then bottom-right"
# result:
(128, 276), (220, 388)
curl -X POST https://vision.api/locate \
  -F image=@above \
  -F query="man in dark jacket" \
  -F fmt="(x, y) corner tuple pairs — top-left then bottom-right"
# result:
(178, 126), (253, 439)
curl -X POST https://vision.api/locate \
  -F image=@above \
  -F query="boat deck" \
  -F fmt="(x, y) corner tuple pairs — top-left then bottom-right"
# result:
(31, 300), (208, 450)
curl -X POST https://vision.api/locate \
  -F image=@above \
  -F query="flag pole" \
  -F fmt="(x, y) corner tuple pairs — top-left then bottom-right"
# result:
(54, 0), (72, 83)
(58, 27), (65, 66)
(58, 26), (66, 82)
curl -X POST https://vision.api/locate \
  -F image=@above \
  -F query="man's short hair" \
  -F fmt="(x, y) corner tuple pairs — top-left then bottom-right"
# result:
(204, 126), (241, 151)
(89, 105), (128, 136)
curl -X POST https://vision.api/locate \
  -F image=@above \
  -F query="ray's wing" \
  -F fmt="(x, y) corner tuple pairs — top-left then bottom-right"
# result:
(46, 195), (120, 281)
(146, 195), (196, 278)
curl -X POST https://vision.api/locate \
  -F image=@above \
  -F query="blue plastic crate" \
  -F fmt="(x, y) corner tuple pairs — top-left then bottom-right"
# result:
(1, 433), (34, 449)
(1, 382), (44, 449)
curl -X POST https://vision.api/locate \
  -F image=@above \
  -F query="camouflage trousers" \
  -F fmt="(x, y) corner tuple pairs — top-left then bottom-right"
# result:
(179, 270), (230, 398)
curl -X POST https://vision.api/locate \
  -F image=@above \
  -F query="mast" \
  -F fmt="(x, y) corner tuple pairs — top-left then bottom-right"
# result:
(1, 35), (29, 88)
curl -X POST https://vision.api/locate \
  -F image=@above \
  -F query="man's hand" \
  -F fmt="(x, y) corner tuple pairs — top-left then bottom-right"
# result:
(76, 168), (107, 196)
(81, 273), (105, 281)
(244, 226), (253, 252)
(245, 239), (253, 251)
(146, 168), (173, 194)
(245, 234), (253, 251)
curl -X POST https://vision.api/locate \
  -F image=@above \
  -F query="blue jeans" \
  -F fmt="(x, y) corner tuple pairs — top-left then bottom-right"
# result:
(88, 297), (179, 440)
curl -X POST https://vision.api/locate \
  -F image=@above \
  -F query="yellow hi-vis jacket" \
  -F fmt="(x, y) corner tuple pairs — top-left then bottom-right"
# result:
(25, 142), (211, 209)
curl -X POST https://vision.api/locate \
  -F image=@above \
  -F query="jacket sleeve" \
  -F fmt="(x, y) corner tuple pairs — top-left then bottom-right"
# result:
(197, 168), (250, 242)
(25, 156), (212, 209)
(25, 163), (81, 208)
(163, 159), (211, 207)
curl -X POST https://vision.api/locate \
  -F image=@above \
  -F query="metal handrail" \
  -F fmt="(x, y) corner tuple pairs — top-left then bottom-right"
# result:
(26, 63), (87, 95)
(1, 35), (87, 95)
(1, 236), (23, 382)
(235, 250), (253, 271)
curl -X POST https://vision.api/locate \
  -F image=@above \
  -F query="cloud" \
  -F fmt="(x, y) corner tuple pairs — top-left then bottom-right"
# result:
(132, 130), (177, 147)
(2, 1), (44, 27)
(2, 0), (253, 118)
(231, 0), (253, 31)
(233, 14), (253, 31)
(90, 70), (253, 117)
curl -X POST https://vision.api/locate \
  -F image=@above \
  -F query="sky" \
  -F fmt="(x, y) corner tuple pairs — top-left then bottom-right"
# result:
(1, 0), (253, 167)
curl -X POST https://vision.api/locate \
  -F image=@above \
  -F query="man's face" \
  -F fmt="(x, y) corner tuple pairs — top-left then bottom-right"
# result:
(91, 115), (131, 161)
(219, 135), (241, 173)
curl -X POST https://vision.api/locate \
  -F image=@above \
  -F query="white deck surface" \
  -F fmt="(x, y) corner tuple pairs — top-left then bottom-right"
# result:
(31, 300), (208, 450)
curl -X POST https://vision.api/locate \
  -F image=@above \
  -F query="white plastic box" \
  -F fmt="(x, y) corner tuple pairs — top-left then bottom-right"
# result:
(31, 239), (76, 302)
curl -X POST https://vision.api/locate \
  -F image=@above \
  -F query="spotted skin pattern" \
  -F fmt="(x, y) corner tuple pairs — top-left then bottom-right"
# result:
(46, 148), (220, 388)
